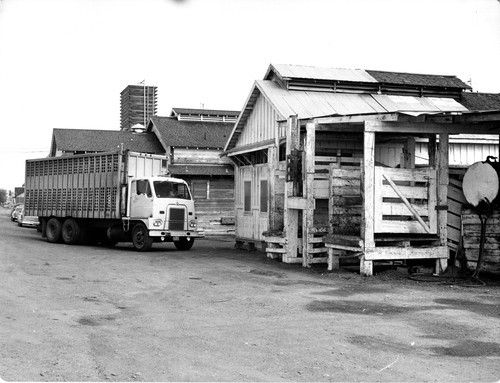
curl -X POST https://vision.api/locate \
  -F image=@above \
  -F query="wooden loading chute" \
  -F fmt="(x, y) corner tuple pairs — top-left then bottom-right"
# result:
(265, 116), (450, 276)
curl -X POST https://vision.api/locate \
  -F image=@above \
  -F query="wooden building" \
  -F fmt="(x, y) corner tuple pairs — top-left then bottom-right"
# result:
(148, 108), (237, 236)
(223, 63), (500, 275)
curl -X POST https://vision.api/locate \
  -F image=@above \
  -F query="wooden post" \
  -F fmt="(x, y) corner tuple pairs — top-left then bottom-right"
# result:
(302, 122), (316, 267)
(283, 115), (299, 262)
(268, 145), (279, 231)
(436, 133), (449, 273)
(361, 126), (376, 276)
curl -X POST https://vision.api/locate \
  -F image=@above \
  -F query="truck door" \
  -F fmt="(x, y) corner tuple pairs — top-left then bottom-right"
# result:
(130, 179), (154, 218)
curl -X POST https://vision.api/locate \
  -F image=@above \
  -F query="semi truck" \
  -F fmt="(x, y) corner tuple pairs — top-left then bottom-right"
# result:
(24, 150), (203, 251)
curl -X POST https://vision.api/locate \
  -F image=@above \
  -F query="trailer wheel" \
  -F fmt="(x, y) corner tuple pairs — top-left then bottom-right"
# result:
(62, 219), (81, 245)
(46, 218), (62, 243)
(132, 223), (153, 251)
(174, 237), (195, 251)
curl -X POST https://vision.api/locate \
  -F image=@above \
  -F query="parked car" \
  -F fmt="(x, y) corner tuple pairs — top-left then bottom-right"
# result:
(17, 206), (40, 228)
(11, 204), (23, 222)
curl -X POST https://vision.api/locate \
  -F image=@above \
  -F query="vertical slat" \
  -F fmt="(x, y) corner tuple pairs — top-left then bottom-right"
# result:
(373, 167), (383, 232)
(428, 170), (438, 233)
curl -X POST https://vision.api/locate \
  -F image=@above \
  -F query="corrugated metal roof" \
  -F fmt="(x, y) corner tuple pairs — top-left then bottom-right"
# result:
(268, 64), (378, 83)
(258, 80), (467, 119)
(371, 94), (467, 113)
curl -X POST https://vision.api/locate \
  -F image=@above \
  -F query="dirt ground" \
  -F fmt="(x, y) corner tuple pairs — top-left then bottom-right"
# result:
(1, 207), (499, 382)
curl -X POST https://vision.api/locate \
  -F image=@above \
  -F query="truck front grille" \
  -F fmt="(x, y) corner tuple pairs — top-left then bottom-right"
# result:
(169, 207), (186, 230)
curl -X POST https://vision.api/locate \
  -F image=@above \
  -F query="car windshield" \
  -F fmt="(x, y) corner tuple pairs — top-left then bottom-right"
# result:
(153, 181), (191, 200)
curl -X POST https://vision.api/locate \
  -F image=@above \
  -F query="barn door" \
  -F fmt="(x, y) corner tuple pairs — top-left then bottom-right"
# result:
(374, 167), (437, 234)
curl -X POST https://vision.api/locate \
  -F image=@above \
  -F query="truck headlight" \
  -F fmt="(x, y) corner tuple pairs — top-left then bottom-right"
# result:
(153, 219), (163, 227)
(189, 220), (197, 228)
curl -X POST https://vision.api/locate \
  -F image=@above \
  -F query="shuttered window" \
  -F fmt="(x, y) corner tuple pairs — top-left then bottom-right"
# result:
(192, 180), (208, 199)
(260, 180), (268, 213)
(244, 181), (251, 212)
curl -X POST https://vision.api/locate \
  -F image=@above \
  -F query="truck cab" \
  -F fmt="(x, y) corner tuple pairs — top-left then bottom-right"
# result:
(126, 176), (202, 250)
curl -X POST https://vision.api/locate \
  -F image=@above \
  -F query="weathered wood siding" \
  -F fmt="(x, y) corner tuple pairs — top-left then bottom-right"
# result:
(462, 208), (500, 275)
(235, 94), (280, 147)
(187, 177), (234, 236)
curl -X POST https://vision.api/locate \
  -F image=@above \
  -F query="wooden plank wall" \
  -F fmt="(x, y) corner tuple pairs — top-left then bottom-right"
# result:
(329, 167), (362, 236)
(462, 208), (500, 275)
(236, 94), (280, 147)
(190, 177), (235, 236)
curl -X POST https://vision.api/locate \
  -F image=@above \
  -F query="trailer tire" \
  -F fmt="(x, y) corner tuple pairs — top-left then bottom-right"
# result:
(174, 237), (195, 251)
(62, 219), (81, 245)
(46, 218), (62, 243)
(132, 223), (153, 251)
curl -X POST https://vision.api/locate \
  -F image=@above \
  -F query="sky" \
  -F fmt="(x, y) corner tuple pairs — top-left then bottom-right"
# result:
(0, 0), (499, 191)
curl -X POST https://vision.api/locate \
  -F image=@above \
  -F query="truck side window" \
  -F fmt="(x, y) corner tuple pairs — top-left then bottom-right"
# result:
(136, 180), (152, 198)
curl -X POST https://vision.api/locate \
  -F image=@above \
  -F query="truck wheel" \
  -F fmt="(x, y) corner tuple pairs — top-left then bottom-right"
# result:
(46, 218), (62, 243)
(62, 219), (81, 245)
(174, 237), (195, 250)
(132, 223), (153, 251)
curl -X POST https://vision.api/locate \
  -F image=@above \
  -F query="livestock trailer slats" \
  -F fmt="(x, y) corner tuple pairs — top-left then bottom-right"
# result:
(25, 152), (123, 219)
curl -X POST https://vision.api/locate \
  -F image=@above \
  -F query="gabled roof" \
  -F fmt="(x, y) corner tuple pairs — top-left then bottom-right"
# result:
(460, 92), (500, 111)
(50, 129), (164, 156)
(149, 116), (233, 149)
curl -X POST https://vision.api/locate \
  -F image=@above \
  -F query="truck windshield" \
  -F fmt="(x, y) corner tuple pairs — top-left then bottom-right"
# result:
(153, 181), (191, 200)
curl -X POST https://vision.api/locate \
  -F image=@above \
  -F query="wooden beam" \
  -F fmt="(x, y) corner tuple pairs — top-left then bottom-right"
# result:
(364, 246), (448, 261)
(364, 121), (500, 134)
(314, 113), (399, 125)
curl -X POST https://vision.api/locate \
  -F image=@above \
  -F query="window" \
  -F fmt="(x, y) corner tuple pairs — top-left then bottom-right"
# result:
(192, 180), (208, 199)
(153, 181), (191, 200)
(260, 180), (268, 213)
(244, 181), (251, 212)
(136, 180), (152, 198)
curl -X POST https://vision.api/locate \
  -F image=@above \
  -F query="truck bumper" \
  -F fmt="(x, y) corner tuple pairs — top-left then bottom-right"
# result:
(148, 229), (204, 239)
